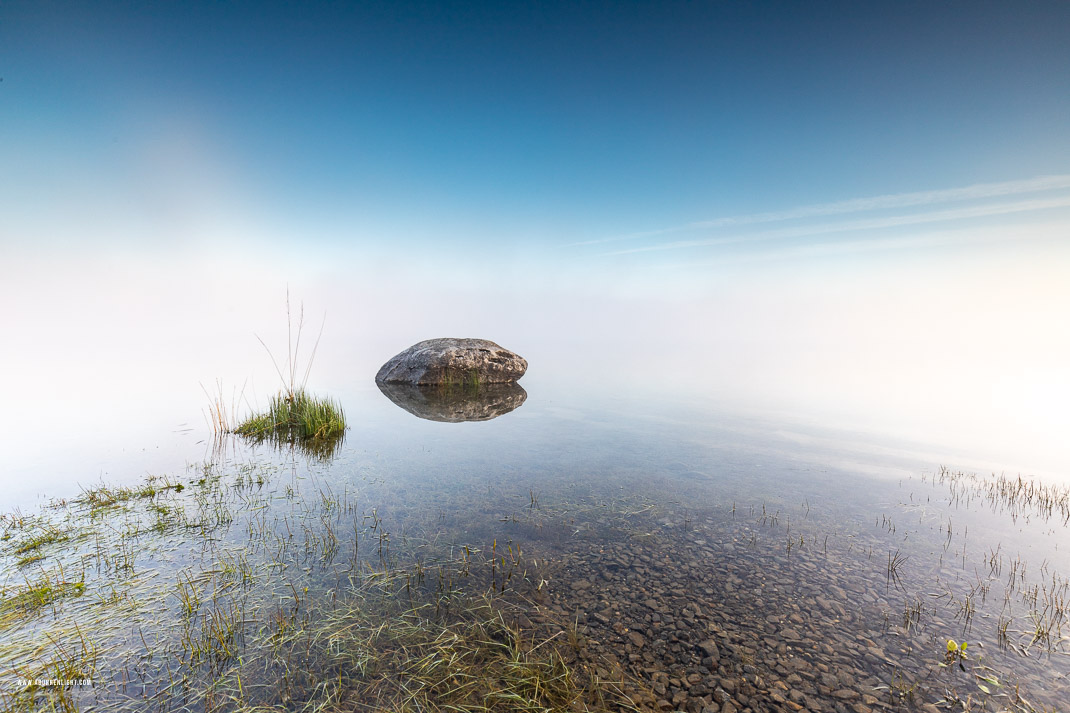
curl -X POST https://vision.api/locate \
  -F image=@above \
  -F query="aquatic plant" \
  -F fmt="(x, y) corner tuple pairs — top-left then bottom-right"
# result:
(202, 377), (246, 435)
(6, 447), (1070, 712)
(234, 388), (345, 440)
(0, 566), (85, 629)
(0, 464), (647, 713)
(77, 477), (184, 512)
(284, 594), (633, 713)
(945, 638), (968, 666)
(886, 548), (907, 589)
(11, 525), (68, 560)
(231, 290), (346, 442)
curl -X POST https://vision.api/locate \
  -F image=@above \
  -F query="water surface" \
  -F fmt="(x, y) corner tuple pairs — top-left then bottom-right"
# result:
(2, 372), (1067, 711)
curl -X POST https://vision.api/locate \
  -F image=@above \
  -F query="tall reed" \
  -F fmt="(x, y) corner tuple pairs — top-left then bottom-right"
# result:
(233, 290), (346, 441)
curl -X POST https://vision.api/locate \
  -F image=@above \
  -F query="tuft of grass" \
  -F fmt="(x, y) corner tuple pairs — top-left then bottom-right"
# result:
(229, 290), (347, 443)
(234, 388), (345, 440)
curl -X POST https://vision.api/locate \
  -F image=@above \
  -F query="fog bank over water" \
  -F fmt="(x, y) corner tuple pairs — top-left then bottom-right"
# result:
(4, 0), (1069, 510)
(3, 231), (1067, 506)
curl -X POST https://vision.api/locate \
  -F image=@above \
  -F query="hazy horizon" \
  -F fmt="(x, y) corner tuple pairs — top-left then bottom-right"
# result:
(3, 1), (1069, 501)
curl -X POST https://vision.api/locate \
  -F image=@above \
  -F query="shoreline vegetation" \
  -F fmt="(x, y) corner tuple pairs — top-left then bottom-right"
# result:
(0, 463), (642, 712)
(1, 459), (1068, 712)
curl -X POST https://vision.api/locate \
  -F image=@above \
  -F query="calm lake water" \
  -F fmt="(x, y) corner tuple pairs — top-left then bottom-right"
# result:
(2, 369), (1068, 711)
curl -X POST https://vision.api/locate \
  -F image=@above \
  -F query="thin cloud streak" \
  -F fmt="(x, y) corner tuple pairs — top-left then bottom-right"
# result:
(603, 195), (1070, 256)
(574, 174), (1070, 246)
(649, 220), (1069, 270)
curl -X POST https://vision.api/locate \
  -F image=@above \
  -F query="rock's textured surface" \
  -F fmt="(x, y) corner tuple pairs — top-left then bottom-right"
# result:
(376, 382), (527, 422)
(375, 338), (527, 386)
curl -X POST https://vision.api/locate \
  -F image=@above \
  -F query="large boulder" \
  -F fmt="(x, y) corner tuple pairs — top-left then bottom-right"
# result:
(374, 338), (527, 386)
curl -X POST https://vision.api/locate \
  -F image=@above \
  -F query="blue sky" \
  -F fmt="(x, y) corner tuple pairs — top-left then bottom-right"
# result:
(4, 0), (1069, 259)
(2, 1), (1070, 478)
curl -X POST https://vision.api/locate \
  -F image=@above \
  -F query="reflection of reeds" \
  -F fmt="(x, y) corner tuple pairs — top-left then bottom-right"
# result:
(236, 419), (346, 464)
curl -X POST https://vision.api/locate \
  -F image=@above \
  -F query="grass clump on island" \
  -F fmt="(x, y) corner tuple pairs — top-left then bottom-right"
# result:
(234, 388), (345, 440)
(208, 291), (346, 444)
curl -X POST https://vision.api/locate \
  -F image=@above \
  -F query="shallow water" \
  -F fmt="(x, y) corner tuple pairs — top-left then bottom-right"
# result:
(2, 375), (1068, 711)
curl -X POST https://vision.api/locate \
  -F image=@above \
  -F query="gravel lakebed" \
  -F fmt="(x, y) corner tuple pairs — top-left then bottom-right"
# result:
(495, 492), (1069, 713)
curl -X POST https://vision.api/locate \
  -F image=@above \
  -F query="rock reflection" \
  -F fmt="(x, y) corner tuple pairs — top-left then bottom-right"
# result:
(377, 382), (527, 422)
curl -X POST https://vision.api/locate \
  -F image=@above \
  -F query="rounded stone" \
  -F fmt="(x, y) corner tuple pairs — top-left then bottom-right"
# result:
(375, 338), (528, 386)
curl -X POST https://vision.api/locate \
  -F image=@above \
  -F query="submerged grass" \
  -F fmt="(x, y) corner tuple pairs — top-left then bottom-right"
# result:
(77, 477), (185, 512)
(6, 448), (1069, 712)
(11, 526), (68, 558)
(303, 594), (628, 713)
(0, 566), (85, 629)
(0, 461), (641, 713)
